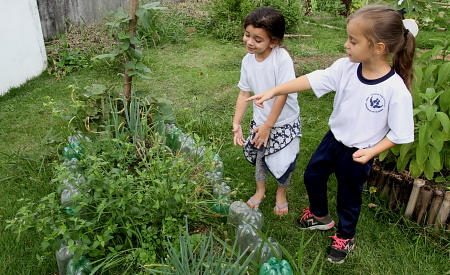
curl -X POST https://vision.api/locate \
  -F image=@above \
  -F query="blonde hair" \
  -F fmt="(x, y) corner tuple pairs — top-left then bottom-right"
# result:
(348, 5), (416, 91)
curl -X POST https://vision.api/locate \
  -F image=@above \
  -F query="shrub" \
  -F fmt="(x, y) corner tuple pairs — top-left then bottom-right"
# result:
(207, 0), (303, 41)
(379, 38), (450, 183)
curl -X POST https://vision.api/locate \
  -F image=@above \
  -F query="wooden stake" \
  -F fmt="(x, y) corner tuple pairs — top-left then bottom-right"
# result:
(404, 179), (425, 218)
(367, 164), (381, 188)
(388, 174), (403, 211)
(427, 189), (444, 226)
(381, 172), (394, 200)
(412, 185), (433, 224)
(435, 192), (450, 230)
(398, 173), (413, 206)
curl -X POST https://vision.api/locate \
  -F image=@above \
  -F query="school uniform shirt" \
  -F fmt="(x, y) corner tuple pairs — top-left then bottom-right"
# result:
(238, 46), (301, 181)
(238, 46), (299, 127)
(306, 57), (414, 149)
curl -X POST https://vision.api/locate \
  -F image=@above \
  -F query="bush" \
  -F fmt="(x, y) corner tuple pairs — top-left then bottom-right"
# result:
(207, 0), (303, 41)
(379, 38), (450, 183)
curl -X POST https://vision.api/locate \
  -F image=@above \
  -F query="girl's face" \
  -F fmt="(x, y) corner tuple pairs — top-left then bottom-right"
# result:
(344, 19), (375, 64)
(243, 24), (277, 61)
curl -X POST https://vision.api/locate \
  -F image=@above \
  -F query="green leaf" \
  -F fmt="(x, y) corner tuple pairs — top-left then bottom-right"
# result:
(428, 146), (441, 170)
(396, 152), (411, 172)
(124, 61), (136, 69)
(431, 45), (444, 57)
(416, 143), (429, 165)
(41, 241), (50, 250)
(425, 105), (437, 121)
(439, 90), (450, 112)
(409, 158), (423, 178)
(437, 62), (450, 86)
(423, 65), (437, 84)
(390, 144), (400, 156)
(128, 48), (143, 60)
(418, 124), (431, 147)
(435, 112), (450, 132)
(423, 160), (435, 180)
(399, 142), (413, 160)
(378, 149), (389, 161)
(431, 128), (444, 151)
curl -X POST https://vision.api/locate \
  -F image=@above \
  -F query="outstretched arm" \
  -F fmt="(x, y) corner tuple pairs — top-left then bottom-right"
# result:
(245, 75), (312, 108)
(232, 90), (251, 146)
(352, 137), (396, 164)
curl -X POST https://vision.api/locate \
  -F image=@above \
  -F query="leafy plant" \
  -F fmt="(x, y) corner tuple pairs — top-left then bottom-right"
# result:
(394, 0), (450, 30)
(379, 38), (450, 180)
(6, 132), (215, 272)
(207, 0), (303, 41)
(142, 218), (254, 274)
(93, 3), (169, 81)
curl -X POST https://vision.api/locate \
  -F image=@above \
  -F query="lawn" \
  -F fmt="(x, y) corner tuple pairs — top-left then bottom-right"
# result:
(1, 2), (449, 274)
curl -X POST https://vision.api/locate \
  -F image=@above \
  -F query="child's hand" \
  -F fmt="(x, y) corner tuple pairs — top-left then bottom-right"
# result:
(352, 148), (375, 164)
(251, 124), (271, 149)
(245, 90), (276, 108)
(232, 124), (246, 146)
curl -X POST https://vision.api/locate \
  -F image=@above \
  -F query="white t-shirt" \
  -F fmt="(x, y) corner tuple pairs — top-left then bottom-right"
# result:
(307, 57), (414, 148)
(238, 46), (299, 127)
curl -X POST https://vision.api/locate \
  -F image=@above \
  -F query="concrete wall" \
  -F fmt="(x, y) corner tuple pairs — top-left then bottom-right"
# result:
(37, 0), (130, 39)
(0, 0), (47, 96)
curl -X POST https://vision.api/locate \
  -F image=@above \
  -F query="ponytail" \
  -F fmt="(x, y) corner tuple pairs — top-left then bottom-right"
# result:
(392, 31), (416, 92)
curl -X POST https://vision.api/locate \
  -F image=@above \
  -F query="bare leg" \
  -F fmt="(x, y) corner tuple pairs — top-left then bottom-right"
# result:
(247, 181), (266, 209)
(274, 186), (289, 216)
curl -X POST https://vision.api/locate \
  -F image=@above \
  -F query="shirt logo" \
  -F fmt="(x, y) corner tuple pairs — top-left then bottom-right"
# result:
(365, 93), (385, 113)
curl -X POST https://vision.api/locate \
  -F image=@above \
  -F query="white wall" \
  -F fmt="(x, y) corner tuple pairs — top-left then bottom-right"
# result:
(0, 0), (47, 96)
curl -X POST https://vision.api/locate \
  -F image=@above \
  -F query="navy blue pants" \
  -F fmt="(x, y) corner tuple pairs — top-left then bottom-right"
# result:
(304, 131), (373, 239)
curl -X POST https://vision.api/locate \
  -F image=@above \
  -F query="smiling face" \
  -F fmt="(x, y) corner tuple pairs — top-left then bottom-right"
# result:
(344, 18), (376, 64)
(243, 24), (277, 61)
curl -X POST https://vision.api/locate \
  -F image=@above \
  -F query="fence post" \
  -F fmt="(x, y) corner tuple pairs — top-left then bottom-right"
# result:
(404, 179), (425, 218)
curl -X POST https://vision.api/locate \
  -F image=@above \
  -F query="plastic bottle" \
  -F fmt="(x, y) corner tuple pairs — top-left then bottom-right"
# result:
(165, 124), (181, 150)
(205, 170), (223, 186)
(213, 182), (231, 198)
(228, 201), (264, 230)
(259, 257), (293, 275)
(237, 223), (261, 253)
(56, 241), (73, 275)
(252, 237), (282, 267)
(62, 134), (88, 161)
(66, 256), (93, 275)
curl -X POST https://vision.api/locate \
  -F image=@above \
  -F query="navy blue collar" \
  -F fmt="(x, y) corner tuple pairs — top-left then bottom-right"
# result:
(357, 63), (395, 85)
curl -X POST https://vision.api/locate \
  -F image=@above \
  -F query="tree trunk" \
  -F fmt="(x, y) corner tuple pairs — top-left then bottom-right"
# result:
(123, 0), (139, 99)
(340, 0), (352, 17)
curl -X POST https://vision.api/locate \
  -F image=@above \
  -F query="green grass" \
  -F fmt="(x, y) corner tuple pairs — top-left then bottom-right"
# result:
(1, 11), (449, 275)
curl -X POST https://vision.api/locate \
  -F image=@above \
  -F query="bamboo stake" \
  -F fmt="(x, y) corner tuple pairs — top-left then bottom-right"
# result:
(412, 185), (433, 224)
(435, 192), (450, 229)
(427, 189), (444, 226)
(404, 179), (425, 218)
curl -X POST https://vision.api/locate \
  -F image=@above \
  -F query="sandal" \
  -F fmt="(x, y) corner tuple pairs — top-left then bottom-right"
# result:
(247, 195), (265, 209)
(274, 202), (289, 216)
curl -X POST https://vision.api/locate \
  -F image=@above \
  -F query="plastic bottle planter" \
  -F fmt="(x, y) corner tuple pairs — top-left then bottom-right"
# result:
(56, 242), (73, 275)
(66, 256), (93, 275)
(205, 171), (223, 186)
(228, 201), (264, 230)
(213, 182), (231, 198)
(259, 257), (293, 275)
(252, 238), (282, 267)
(166, 128), (181, 150)
(237, 223), (261, 253)
(62, 135), (88, 161)
(210, 196), (230, 222)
